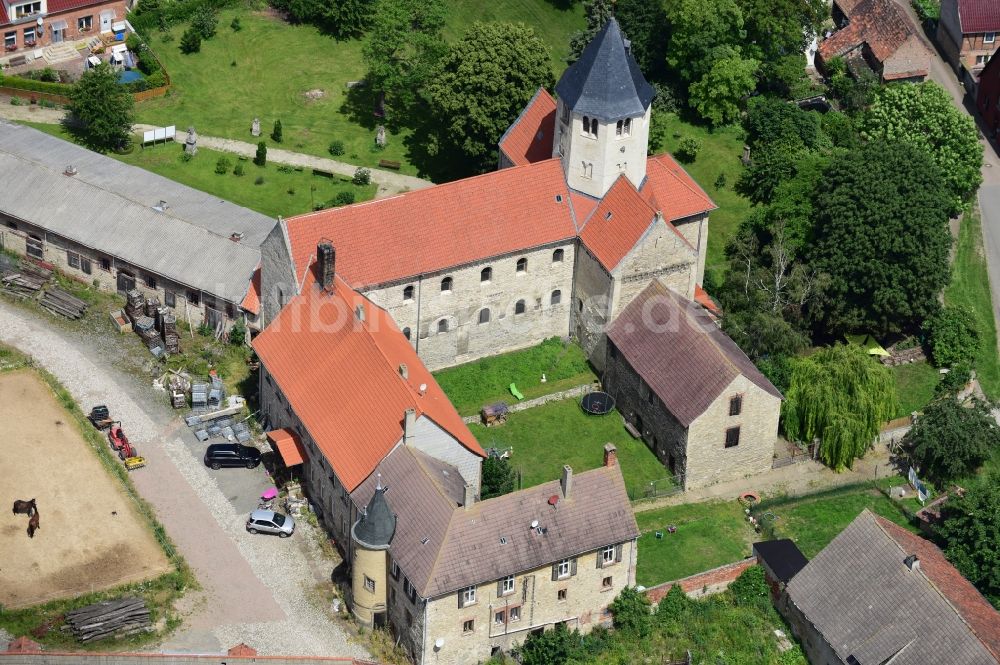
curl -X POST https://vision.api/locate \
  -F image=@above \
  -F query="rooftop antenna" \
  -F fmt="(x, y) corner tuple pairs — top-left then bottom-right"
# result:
(376, 472), (382, 491)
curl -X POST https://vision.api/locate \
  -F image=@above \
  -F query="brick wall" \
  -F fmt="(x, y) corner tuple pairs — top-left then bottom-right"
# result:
(644, 557), (756, 603)
(1, 0), (127, 50)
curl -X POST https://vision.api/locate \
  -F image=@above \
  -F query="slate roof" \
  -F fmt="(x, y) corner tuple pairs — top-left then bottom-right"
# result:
(957, 0), (1000, 33)
(353, 486), (396, 549)
(818, 0), (931, 80)
(498, 88), (557, 168)
(607, 281), (782, 427)
(753, 539), (808, 584)
(554, 18), (654, 121)
(352, 449), (638, 599)
(786, 510), (1000, 665)
(252, 275), (484, 492)
(0, 122), (270, 304)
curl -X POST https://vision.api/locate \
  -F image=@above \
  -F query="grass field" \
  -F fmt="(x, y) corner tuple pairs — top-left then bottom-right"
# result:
(434, 337), (596, 415)
(653, 114), (750, 282)
(945, 208), (1000, 398)
(136, 3), (584, 176)
(892, 361), (939, 417)
(468, 398), (664, 495)
(21, 122), (375, 218)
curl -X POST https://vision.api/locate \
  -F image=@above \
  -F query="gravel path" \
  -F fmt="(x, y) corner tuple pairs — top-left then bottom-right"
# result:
(0, 300), (367, 659)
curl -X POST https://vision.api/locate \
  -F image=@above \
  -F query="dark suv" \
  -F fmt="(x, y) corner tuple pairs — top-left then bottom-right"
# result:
(204, 443), (262, 470)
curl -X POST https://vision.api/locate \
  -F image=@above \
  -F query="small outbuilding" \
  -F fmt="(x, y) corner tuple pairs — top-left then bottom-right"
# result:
(753, 539), (808, 600)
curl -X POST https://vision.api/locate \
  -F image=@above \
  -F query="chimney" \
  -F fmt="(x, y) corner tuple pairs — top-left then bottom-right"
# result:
(463, 484), (475, 509)
(603, 443), (618, 467)
(403, 408), (416, 445)
(317, 242), (335, 290)
(399, 363), (408, 380)
(904, 555), (920, 572)
(560, 465), (573, 499)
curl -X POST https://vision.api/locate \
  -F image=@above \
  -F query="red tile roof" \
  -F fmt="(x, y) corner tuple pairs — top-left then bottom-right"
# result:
(284, 159), (577, 288)
(875, 515), (1000, 661)
(817, 0), (930, 78)
(694, 284), (721, 315)
(0, 4), (8, 26)
(958, 0), (1000, 33)
(608, 281), (781, 426)
(252, 276), (484, 492)
(267, 428), (308, 467)
(498, 88), (557, 167)
(579, 175), (659, 271)
(240, 265), (261, 315)
(568, 190), (599, 226)
(642, 152), (717, 222)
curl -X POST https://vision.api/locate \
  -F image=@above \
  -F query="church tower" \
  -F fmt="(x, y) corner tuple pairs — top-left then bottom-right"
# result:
(553, 18), (655, 199)
(350, 479), (395, 628)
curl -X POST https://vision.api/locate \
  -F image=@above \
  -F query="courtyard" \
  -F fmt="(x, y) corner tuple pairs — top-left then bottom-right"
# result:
(0, 369), (171, 609)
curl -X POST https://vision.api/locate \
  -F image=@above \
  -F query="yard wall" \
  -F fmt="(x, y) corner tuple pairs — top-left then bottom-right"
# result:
(644, 557), (756, 603)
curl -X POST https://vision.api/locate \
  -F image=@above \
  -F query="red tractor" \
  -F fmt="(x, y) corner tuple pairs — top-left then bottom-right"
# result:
(108, 422), (145, 470)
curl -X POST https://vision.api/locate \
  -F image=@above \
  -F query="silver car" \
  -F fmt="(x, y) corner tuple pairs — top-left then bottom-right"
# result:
(246, 509), (295, 538)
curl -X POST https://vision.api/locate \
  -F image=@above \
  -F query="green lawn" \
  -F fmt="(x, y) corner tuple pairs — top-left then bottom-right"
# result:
(892, 361), (939, 417)
(654, 114), (751, 282)
(945, 208), (1000, 398)
(135, 4), (584, 177)
(634, 500), (755, 587)
(468, 398), (664, 495)
(20, 122), (375, 218)
(434, 337), (596, 415)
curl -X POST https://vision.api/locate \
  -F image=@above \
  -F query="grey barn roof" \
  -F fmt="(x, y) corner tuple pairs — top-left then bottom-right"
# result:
(786, 510), (1000, 665)
(554, 18), (654, 122)
(0, 121), (274, 303)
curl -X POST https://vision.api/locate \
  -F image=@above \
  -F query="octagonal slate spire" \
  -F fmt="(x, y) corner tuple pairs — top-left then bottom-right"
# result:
(352, 479), (396, 549)
(554, 17), (654, 122)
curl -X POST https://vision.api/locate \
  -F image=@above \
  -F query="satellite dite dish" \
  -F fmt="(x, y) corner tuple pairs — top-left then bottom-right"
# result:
(434, 638), (445, 650)
(530, 520), (539, 529)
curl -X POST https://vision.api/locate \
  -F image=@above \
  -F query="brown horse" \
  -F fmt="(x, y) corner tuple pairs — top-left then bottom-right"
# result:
(12, 498), (35, 516)
(27, 509), (40, 538)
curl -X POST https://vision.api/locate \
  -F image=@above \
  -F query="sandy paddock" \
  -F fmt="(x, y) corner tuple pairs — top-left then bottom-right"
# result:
(0, 370), (170, 609)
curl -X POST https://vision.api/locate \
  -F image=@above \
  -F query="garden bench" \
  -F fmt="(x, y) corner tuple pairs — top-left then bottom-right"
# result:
(378, 159), (401, 170)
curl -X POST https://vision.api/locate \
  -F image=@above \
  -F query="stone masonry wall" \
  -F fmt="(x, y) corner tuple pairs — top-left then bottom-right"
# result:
(572, 245), (613, 372)
(259, 222), (298, 326)
(419, 540), (637, 665)
(684, 376), (780, 490)
(672, 213), (709, 286)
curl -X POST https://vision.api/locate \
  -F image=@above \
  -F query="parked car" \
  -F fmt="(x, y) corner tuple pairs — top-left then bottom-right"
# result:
(246, 509), (294, 537)
(204, 443), (261, 470)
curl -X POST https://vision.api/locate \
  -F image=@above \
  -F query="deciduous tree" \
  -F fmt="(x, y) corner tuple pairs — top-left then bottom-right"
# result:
(665, 0), (746, 85)
(925, 305), (980, 367)
(423, 22), (554, 173)
(688, 53), (760, 126)
(783, 344), (898, 470)
(608, 586), (652, 637)
(938, 473), (1000, 608)
(66, 62), (135, 152)
(904, 395), (999, 485)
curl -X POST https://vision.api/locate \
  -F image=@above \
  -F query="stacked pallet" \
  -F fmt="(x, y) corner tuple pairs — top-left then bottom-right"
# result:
(40, 287), (88, 319)
(144, 297), (160, 318)
(134, 315), (161, 350)
(64, 597), (150, 642)
(191, 382), (208, 408)
(124, 289), (144, 322)
(161, 312), (180, 353)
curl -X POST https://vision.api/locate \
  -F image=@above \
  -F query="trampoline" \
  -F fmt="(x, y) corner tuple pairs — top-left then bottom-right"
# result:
(580, 391), (615, 415)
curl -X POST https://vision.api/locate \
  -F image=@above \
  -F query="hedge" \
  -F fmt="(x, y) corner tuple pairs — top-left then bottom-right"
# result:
(0, 74), (74, 95)
(129, 0), (239, 35)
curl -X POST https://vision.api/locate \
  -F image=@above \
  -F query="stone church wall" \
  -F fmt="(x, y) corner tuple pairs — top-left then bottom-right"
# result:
(571, 245), (614, 372)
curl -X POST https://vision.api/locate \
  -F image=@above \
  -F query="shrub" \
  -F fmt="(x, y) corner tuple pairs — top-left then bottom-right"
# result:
(233, 161), (245, 176)
(714, 172), (727, 189)
(328, 139), (345, 156)
(925, 305), (979, 367)
(608, 586), (652, 638)
(656, 584), (690, 623)
(9, 97), (22, 106)
(353, 167), (371, 186)
(125, 33), (143, 51)
(196, 322), (213, 336)
(287, 188), (296, 195)
(191, 5), (218, 39)
(277, 164), (295, 173)
(729, 565), (769, 607)
(676, 136), (701, 163)
(38, 67), (58, 82)
(936, 362), (972, 396)
(271, 119), (283, 143)
(254, 141), (267, 167)
(334, 190), (356, 206)
(230, 16), (242, 31)
(229, 319), (246, 346)
(214, 156), (231, 174)
(481, 455), (515, 499)
(179, 27), (201, 54)
(180, 151), (194, 162)
(254, 175), (265, 185)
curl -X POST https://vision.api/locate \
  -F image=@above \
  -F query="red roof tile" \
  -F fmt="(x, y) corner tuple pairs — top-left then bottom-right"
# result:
(642, 152), (717, 222)
(498, 88), (557, 167)
(252, 276), (483, 492)
(958, 0), (1000, 33)
(579, 175), (659, 271)
(267, 428), (307, 466)
(41, 0), (109, 15)
(240, 265), (261, 315)
(694, 284), (721, 315)
(0, 4), (8, 26)
(875, 516), (1000, 661)
(284, 159), (577, 288)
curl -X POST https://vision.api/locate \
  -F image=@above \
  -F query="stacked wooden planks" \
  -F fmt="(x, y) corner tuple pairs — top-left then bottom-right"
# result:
(64, 597), (151, 642)
(40, 287), (88, 319)
(0, 261), (50, 299)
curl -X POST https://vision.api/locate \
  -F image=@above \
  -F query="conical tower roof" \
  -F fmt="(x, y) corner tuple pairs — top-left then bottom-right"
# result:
(554, 18), (654, 122)
(352, 481), (396, 549)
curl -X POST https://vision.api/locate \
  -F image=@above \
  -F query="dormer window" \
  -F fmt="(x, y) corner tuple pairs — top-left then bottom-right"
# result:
(582, 116), (598, 138)
(616, 118), (632, 138)
(13, 1), (41, 18)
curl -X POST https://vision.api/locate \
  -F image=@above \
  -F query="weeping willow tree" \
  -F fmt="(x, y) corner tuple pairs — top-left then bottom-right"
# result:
(783, 344), (898, 470)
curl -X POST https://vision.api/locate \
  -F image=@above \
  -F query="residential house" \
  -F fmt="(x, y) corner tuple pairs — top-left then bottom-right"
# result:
(978, 50), (1000, 135)
(603, 281), (782, 490)
(938, 0), (1000, 81)
(258, 18), (717, 372)
(1, 0), (125, 52)
(818, 0), (932, 82)
(780, 509), (1000, 664)
(0, 121), (274, 329)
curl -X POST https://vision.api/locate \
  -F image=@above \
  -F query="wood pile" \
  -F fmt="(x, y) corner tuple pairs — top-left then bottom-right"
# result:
(64, 597), (150, 642)
(0, 261), (50, 298)
(40, 287), (88, 319)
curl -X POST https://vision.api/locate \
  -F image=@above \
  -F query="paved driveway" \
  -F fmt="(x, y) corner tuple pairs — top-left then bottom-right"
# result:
(0, 300), (367, 658)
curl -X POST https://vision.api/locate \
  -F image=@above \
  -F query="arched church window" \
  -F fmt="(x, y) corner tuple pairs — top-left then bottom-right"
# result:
(551, 290), (562, 305)
(481, 266), (492, 282)
(478, 308), (491, 324)
(515, 300), (526, 315)
(516, 257), (528, 273)
(552, 248), (564, 263)
(403, 284), (414, 301)
(437, 319), (449, 333)
(441, 276), (453, 292)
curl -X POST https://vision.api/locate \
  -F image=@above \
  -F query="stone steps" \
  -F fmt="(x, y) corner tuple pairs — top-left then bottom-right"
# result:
(42, 42), (78, 64)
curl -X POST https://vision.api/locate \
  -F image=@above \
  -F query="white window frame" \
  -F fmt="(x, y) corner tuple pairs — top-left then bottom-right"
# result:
(602, 545), (615, 566)
(461, 585), (476, 607)
(557, 558), (571, 579)
(78, 15), (93, 30)
(501, 575), (515, 595)
(986, 32), (996, 44)
(22, 26), (35, 42)
(13, 1), (41, 19)
(463, 619), (474, 633)
(509, 606), (521, 622)
(364, 575), (375, 593)
(4, 31), (16, 48)
(494, 610), (506, 625)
